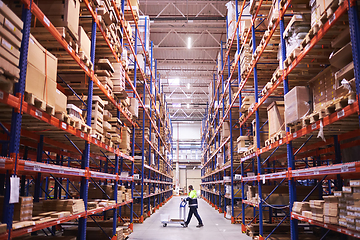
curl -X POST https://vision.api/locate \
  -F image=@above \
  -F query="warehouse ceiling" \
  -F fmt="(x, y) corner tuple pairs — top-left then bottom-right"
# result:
(139, 0), (228, 121)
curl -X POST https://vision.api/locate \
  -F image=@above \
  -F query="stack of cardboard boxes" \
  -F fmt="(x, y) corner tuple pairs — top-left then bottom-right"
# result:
(323, 195), (339, 224)
(0, 0), (22, 87)
(309, 200), (325, 222)
(294, 180), (360, 231)
(0, 196), (33, 222)
(119, 127), (131, 153)
(13, 197), (33, 222)
(41, 199), (85, 215)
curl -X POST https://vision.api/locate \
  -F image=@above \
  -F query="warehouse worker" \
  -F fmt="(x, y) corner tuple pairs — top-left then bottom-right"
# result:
(182, 185), (204, 228)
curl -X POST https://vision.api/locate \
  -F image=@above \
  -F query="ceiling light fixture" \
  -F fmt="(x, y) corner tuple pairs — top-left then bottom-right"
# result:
(187, 103), (190, 108)
(187, 37), (191, 49)
(187, 83), (190, 89)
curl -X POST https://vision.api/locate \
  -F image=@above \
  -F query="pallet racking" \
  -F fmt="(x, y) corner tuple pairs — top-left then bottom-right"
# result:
(201, 0), (360, 239)
(0, 0), (173, 239)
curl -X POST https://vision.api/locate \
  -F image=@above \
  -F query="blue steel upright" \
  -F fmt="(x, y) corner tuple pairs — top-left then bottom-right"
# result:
(347, 0), (360, 126)
(279, 16), (298, 240)
(252, 25), (263, 239)
(78, 10), (97, 240)
(4, 1), (32, 237)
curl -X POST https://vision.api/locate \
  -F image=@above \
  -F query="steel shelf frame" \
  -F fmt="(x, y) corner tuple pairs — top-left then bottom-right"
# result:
(201, 0), (360, 239)
(0, 0), (173, 239)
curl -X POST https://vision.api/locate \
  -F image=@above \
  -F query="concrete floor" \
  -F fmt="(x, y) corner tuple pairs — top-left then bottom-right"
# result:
(129, 196), (251, 240)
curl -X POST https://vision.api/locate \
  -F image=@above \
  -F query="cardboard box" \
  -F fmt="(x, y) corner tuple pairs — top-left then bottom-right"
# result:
(78, 26), (90, 59)
(0, 24), (21, 49)
(35, 0), (80, 40)
(284, 86), (310, 125)
(28, 35), (58, 81)
(0, 44), (18, 71)
(267, 101), (284, 137)
(26, 64), (57, 107)
(55, 89), (67, 113)
(309, 66), (339, 112)
(119, 127), (131, 150)
(0, 36), (19, 60)
(129, 98), (139, 118)
(0, 0), (23, 32)
(1, 14), (22, 41)
(329, 42), (353, 69)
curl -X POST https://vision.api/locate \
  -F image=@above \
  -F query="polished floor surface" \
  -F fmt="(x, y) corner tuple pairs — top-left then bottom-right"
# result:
(129, 196), (251, 240)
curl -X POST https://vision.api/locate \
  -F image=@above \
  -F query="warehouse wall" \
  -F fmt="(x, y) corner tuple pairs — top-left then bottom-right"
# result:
(173, 122), (201, 141)
(179, 168), (201, 193)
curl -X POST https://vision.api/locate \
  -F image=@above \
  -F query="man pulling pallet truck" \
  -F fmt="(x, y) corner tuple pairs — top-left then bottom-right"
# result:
(181, 185), (204, 228)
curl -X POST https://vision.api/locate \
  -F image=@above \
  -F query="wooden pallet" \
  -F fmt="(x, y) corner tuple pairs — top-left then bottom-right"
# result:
(55, 111), (69, 124)
(75, 120), (92, 134)
(78, 51), (93, 68)
(24, 92), (55, 116)
(91, 130), (105, 143)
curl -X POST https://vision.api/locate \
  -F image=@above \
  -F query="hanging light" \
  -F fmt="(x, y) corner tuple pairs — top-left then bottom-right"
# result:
(187, 37), (191, 49)
(187, 83), (190, 89)
(187, 103), (190, 108)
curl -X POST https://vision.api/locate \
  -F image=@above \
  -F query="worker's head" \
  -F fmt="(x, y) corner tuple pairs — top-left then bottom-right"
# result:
(188, 185), (193, 191)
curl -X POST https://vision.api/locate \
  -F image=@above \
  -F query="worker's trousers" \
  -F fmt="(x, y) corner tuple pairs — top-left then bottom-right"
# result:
(185, 206), (203, 225)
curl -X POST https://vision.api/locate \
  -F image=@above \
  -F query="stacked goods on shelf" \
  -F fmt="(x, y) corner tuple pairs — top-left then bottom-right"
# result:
(245, 185), (319, 206)
(294, 180), (360, 231)
(77, 26), (91, 64)
(283, 14), (311, 66)
(342, 181), (360, 231)
(0, 196), (33, 222)
(292, 201), (311, 215)
(91, 96), (106, 141)
(119, 126), (131, 153)
(31, 199), (85, 223)
(25, 34), (58, 115)
(31, 0), (80, 41)
(107, 117), (122, 144)
(88, 184), (128, 202)
(265, 101), (285, 145)
(121, 48), (129, 70)
(309, 200), (325, 222)
(122, 20), (134, 45)
(239, 43), (251, 78)
(129, 98), (139, 119)
(97, 1), (123, 54)
(130, 15), (150, 54)
(284, 86), (310, 126)
(0, 0), (22, 82)
(111, 62), (126, 98)
(240, 96), (255, 114)
(124, 0), (139, 22)
(120, 97), (133, 120)
(88, 184), (113, 199)
(323, 195), (339, 225)
(97, 58), (115, 97)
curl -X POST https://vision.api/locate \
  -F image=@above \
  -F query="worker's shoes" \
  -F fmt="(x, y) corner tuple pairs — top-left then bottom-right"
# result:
(196, 224), (204, 228)
(181, 223), (188, 228)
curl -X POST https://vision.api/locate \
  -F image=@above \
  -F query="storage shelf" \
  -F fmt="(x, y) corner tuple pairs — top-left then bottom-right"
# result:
(0, 157), (134, 181)
(20, 0), (135, 127)
(201, 0), (360, 237)
(133, 189), (173, 199)
(0, 90), (134, 162)
(291, 212), (360, 238)
(0, 200), (133, 240)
